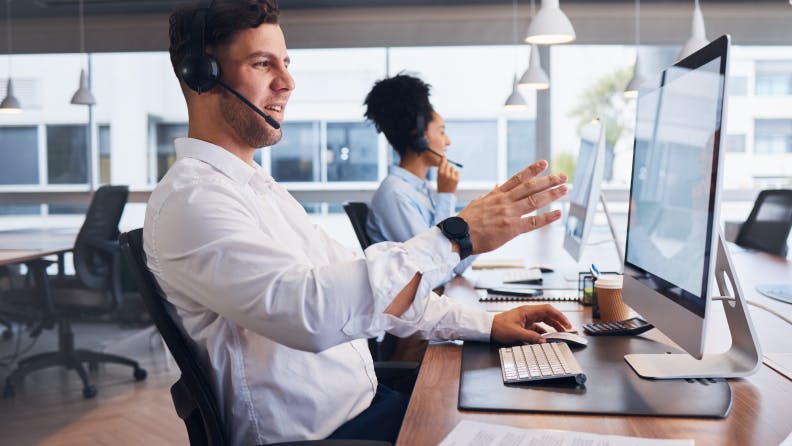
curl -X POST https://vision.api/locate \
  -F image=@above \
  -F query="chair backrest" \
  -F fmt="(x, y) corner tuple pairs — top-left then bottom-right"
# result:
(120, 228), (227, 446)
(74, 185), (128, 290)
(735, 189), (792, 257)
(342, 202), (373, 250)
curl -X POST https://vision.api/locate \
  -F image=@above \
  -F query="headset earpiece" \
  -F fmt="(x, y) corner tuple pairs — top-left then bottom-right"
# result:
(179, 8), (219, 94)
(412, 113), (430, 154)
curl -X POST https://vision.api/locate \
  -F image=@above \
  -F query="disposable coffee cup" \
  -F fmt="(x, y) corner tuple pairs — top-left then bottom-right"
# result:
(594, 275), (630, 322)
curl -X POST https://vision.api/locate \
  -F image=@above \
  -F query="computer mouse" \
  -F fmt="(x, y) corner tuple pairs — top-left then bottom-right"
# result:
(542, 331), (588, 347)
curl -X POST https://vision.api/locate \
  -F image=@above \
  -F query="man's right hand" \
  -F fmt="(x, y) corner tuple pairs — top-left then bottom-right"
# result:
(437, 157), (459, 194)
(457, 160), (567, 255)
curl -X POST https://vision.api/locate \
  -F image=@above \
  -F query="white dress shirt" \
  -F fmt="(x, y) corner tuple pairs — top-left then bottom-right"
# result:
(143, 138), (494, 445)
(366, 165), (476, 280)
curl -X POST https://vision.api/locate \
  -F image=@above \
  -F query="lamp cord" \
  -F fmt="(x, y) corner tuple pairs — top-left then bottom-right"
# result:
(713, 296), (792, 326)
(635, 0), (640, 47)
(511, 0), (518, 73)
(78, 0), (85, 54)
(5, 0), (11, 75)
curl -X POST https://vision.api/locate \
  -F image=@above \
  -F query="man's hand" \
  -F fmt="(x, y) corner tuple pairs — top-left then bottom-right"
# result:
(458, 160), (567, 255)
(490, 304), (572, 344)
(437, 157), (459, 194)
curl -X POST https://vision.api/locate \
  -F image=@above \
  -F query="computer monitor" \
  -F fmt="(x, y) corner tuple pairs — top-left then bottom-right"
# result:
(563, 121), (606, 263)
(622, 35), (762, 379)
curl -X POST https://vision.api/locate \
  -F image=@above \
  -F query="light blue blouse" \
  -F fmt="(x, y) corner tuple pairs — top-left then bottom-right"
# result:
(367, 165), (475, 281)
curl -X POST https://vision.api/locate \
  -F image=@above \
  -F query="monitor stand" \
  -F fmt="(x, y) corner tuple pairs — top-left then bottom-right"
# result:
(599, 192), (624, 269)
(624, 232), (763, 379)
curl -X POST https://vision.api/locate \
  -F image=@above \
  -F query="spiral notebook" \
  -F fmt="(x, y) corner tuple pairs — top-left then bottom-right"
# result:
(481, 286), (579, 302)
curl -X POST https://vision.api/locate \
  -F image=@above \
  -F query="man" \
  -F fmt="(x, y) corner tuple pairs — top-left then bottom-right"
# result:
(147, 1), (570, 444)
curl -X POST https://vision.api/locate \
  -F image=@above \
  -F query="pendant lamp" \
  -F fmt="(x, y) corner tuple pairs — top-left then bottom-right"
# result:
(71, 0), (96, 105)
(524, 0), (575, 45)
(504, 75), (529, 111)
(624, 0), (644, 99)
(504, 0), (528, 110)
(678, 0), (709, 61)
(519, 1), (549, 91)
(1, 0), (21, 113)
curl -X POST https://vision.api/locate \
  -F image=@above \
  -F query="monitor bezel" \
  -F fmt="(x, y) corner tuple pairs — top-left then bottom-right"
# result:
(563, 120), (606, 263)
(622, 35), (730, 359)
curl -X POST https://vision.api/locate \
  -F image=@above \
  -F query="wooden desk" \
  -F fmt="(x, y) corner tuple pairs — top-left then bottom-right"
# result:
(396, 229), (792, 446)
(0, 229), (77, 319)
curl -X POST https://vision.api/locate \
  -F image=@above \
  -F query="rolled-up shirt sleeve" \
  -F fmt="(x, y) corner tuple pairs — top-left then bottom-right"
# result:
(148, 181), (493, 354)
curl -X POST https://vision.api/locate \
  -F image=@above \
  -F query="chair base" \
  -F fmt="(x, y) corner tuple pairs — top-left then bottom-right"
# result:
(3, 319), (147, 399)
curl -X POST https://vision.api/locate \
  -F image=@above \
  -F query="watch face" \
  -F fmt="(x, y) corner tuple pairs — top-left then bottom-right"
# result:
(444, 217), (468, 236)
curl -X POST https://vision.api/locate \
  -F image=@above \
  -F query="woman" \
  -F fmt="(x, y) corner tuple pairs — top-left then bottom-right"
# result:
(364, 74), (475, 282)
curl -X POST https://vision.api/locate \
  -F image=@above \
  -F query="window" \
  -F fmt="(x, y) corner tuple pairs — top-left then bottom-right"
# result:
(155, 123), (187, 181)
(444, 120), (498, 182)
(99, 125), (111, 184)
(270, 122), (321, 182)
(47, 125), (88, 184)
(755, 61), (792, 96)
(507, 120), (536, 177)
(326, 122), (378, 182)
(0, 126), (39, 185)
(755, 119), (792, 154)
(725, 134), (746, 153)
(730, 76), (749, 96)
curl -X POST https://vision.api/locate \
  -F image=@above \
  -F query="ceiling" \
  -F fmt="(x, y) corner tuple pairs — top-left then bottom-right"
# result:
(7, 0), (784, 19)
(2, 0), (790, 54)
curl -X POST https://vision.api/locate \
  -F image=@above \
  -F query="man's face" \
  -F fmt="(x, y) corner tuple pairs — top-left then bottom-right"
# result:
(214, 23), (294, 148)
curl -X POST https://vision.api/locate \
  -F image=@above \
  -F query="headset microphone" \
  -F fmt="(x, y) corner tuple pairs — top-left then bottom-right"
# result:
(413, 113), (463, 168)
(426, 148), (463, 168)
(215, 79), (281, 130)
(180, 8), (281, 131)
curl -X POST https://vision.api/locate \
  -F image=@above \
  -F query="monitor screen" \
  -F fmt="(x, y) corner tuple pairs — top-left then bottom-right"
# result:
(623, 36), (729, 359)
(563, 121), (606, 262)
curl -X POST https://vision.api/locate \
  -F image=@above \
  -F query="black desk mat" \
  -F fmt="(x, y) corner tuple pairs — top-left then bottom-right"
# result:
(459, 337), (732, 417)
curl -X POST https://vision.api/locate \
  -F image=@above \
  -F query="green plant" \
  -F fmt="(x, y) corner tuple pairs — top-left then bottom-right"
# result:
(568, 66), (634, 147)
(553, 152), (577, 179)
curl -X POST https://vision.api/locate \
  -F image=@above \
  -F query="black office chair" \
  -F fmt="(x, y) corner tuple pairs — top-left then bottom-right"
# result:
(120, 229), (394, 446)
(342, 202), (374, 251)
(341, 202), (401, 362)
(735, 189), (792, 257)
(3, 185), (147, 399)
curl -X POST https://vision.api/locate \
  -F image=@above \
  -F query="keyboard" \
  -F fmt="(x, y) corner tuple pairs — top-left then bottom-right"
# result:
(499, 342), (587, 385)
(501, 268), (542, 284)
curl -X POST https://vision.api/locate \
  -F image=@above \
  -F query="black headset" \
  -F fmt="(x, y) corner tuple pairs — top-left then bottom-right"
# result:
(178, 7), (281, 129)
(412, 113), (430, 154)
(411, 112), (463, 168)
(180, 8), (218, 94)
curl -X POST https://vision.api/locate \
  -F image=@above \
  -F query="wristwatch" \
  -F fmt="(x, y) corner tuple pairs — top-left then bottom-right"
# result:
(437, 216), (473, 260)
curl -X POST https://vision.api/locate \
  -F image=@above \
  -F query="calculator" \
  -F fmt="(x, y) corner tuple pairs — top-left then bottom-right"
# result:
(582, 317), (654, 336)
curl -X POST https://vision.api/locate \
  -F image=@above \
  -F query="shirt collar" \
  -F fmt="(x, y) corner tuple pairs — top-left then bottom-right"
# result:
(175, 137), (273, 187)
(389, 165), (429, 191)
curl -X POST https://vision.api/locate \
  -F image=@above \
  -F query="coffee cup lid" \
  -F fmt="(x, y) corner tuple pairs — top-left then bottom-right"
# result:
(595, 274), (623, 289)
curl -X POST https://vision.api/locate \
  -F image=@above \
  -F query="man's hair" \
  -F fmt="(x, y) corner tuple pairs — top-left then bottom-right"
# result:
(168, 0), (280, 88)
(363, 74), (435, 158)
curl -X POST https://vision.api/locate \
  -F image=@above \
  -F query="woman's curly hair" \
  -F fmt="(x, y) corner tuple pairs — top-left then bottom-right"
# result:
(364, 73), (435, 158)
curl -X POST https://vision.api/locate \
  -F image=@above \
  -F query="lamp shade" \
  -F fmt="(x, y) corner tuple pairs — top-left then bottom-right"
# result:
(524, 0), (576, 45)
(0, 78), (22, 112)
(678, 4), (709, 61)
(71, 68), (96, 105)
(624, 55), (645, 99)
(519, 45), (550, 91)
(504, 76), (528, 111)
